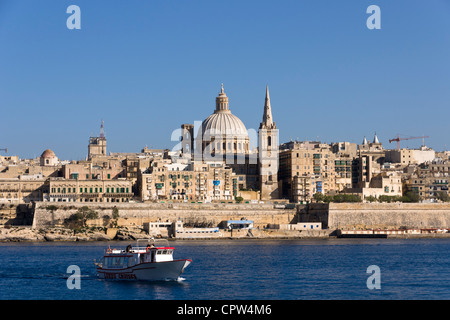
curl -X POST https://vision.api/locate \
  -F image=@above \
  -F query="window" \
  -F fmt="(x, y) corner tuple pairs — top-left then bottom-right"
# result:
(268, 136), (271, 146)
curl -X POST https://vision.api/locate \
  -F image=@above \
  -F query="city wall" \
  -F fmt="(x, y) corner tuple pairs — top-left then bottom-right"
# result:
(32, 202), (297, 229)
(299, 203), (450, 229)
(31, 202), (450, 232)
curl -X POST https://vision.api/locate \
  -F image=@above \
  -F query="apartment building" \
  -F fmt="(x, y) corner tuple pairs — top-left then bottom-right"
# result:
(138, 160), (237, 202)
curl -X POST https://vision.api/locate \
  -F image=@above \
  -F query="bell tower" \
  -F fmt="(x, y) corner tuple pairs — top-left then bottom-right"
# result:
(258, 85), (279, 200)
(88, 120), (107, 159)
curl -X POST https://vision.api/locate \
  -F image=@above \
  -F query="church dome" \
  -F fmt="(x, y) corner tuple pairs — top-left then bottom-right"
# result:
(41, 149), (56, 158)
(201, 84), (248, 138)
(202, 112), (248, 138)
(200, 84), (249, 154)
(40, 149), (58, 166)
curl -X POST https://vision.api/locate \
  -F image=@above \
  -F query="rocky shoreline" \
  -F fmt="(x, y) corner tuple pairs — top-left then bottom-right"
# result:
(0, 226), (153, 242)
(0, 226), (330, 242)
(1, 226), (450, 242)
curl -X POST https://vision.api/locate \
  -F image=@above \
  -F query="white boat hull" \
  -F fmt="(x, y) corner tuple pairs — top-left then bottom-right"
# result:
(97, 259), (191, 281)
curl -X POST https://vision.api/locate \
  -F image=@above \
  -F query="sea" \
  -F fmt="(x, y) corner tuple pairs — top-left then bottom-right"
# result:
(0, 238), (449, 301)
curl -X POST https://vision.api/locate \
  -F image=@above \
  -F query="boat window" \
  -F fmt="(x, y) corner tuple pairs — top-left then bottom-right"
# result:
(162, 250), (167, 254)
(157, 250), (162, 255)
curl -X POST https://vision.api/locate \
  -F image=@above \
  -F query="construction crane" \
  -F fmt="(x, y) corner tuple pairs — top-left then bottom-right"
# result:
(389, 134), (429, 150)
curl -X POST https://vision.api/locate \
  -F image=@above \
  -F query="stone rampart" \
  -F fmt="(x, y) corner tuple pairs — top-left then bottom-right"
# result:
(300, 203), (450, 229)
(32, 202), (297, 229)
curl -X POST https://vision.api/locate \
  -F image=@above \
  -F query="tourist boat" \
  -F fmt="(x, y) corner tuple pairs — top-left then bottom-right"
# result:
(94, 239), (192, 281)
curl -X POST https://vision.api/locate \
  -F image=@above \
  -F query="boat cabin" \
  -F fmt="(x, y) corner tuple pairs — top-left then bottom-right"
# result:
(102, 239), (175, 268)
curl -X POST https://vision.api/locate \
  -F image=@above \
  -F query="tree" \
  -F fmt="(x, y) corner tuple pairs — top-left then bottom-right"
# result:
(436, 191), (450, 202)
(69, 206), (99, 228)
(112, 207), (120, 220)
(111, 207), (120, 227)
(404, 191), (420, 203)
(313, 193), (324, 202)
(365, 196), (377, 203)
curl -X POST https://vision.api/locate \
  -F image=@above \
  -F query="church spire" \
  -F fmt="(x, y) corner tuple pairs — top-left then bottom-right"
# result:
(261, 85), (276, 129)
(373, 132), (379, 144)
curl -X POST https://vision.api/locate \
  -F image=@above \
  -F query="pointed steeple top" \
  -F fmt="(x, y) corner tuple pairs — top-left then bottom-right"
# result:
(373, 132), (379, 144)
(265, 84), (270, 104)
(363, 136), (367, 145)
(261, 85), (276, 129)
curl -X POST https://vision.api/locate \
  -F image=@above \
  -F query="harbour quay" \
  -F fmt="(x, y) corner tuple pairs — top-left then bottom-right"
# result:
(2, 202), (450, 241)
(32, 201), (450, 239)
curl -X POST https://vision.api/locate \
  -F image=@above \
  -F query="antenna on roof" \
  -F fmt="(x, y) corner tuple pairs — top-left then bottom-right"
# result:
(100, 120), (105, 139)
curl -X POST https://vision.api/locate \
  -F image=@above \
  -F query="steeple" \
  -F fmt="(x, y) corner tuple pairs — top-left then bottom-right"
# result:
(373, 132), (379, 144)
(261, 85), (276, 129)
(258, 84), (279, 200)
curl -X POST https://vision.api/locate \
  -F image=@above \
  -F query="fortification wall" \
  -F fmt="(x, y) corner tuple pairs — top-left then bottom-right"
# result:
(300, 203), (450, 229)
(32, 202), (297, 229)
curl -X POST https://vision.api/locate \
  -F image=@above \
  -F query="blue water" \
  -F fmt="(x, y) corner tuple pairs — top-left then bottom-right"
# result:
(0, 239), (449, 300)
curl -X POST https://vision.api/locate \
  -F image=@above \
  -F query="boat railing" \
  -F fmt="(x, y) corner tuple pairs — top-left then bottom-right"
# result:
(132, 238), (170, 252)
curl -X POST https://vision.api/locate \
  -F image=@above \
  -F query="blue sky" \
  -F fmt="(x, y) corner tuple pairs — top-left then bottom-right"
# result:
(1, 0), (449, 160)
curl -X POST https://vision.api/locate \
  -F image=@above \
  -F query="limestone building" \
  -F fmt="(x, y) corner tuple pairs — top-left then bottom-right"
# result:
(385, 146), (436, 166)
(258, 86), (279, 199)
(179, 84), (280, 201)
(0, 174), (48, 204)
(198, 84), (250, 160)
(48, 178), (133, 203)
(406, 159), (449, 202)
(279, 141), (337, 202)
(138, 159), (236, 202)
(88, 120), (107, 159)
(40, 149), (59, 166)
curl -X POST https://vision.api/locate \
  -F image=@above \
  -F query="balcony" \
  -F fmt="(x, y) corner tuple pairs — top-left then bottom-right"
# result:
(81, 193), (100, 198)
(103, 193), (134, 198)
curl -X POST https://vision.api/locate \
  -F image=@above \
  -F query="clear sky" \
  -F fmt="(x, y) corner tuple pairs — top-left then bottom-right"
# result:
(1, 0), (449, 160)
